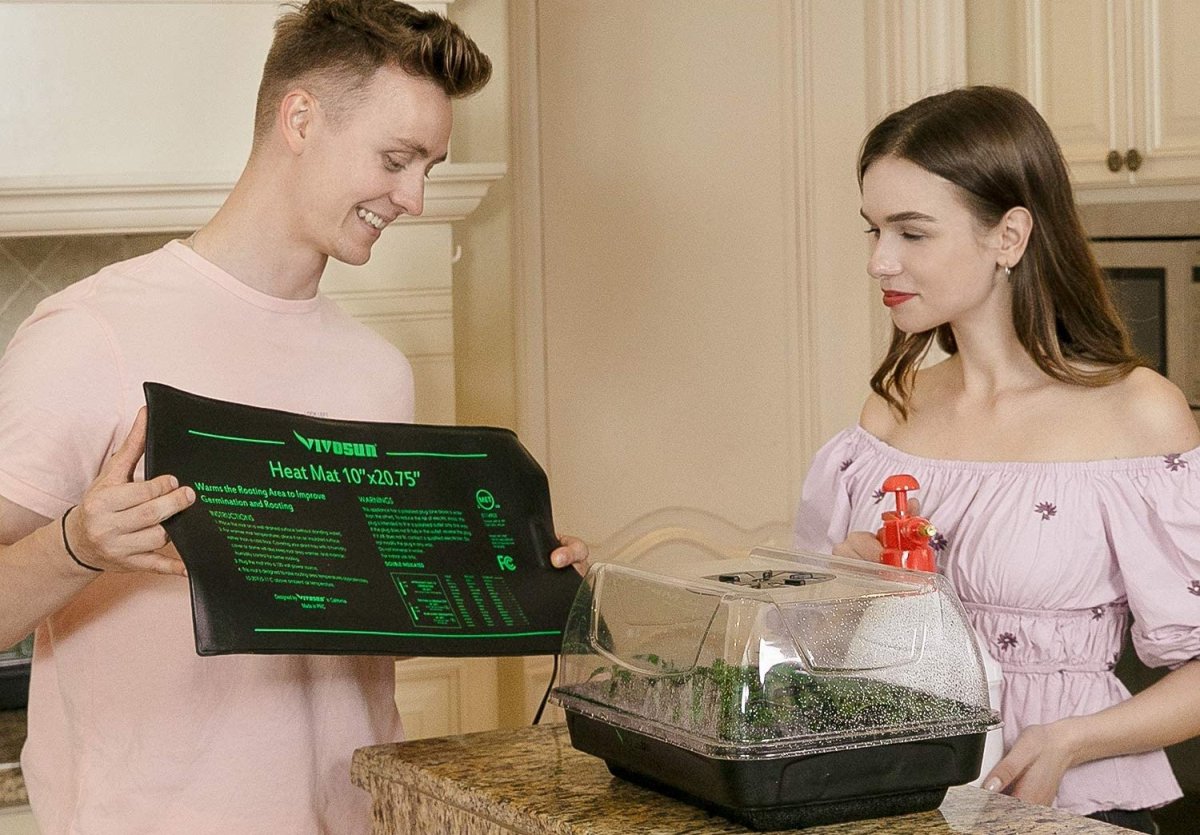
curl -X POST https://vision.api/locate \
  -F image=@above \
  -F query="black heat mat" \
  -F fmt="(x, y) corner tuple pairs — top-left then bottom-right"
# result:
(143, 382), (580, 657)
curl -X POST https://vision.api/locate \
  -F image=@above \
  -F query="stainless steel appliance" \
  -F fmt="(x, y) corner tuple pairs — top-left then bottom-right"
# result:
(1092, 234), (1200, 834)
(1091, 236), (1200, 415)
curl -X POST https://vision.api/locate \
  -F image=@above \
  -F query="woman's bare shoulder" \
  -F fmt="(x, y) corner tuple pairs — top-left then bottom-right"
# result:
(1105, 367), (1200, 454)
(859, 360), (957, 437)
(858, 391), (896, 437)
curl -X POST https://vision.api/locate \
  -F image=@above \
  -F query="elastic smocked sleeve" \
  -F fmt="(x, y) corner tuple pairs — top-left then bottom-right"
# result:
(1104, 451), (1200, 669)
(792, 428), (860, 554)
(0, 302), (124, 519)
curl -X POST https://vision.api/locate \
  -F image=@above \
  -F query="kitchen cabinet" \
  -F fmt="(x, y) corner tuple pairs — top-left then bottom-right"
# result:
(0, 0), (504, 235)
(0, 710), (32, 834)
(968, 0), (1200, 191)
(0, 809), (38, 835)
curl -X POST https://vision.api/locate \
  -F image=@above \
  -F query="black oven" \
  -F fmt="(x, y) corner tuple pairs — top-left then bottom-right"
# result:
(0, 635), (32, 710)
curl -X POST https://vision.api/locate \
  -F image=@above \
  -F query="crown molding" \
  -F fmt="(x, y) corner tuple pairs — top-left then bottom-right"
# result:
(0, 161), (506, 237)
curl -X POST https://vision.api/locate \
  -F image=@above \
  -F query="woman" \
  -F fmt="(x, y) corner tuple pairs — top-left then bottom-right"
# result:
(793, 86), (1200, 833)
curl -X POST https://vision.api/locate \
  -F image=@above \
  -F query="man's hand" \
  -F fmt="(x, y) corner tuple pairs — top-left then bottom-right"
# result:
(63, 407), (195, 576)
(550, 534), (590, 576)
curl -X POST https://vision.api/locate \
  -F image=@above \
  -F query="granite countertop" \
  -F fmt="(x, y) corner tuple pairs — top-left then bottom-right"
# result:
(0, 709), (27, 809)
(352, 724), (1125, 834)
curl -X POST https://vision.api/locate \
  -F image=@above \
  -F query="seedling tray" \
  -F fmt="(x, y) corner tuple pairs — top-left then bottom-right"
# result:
(564, 709), (985, 831)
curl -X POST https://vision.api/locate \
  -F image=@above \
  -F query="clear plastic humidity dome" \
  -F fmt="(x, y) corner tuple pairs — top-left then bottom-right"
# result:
(549, 546), (1000, 831)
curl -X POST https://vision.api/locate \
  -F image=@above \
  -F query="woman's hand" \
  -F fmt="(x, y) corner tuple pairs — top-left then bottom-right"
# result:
(62, 407), (196, 576)
(981, 720), (1080, 806)
(834, 498), (921, 561)
(984, 661), (1200, 807)
(550, 534), (590, 576)
(832, 531), (882, 561)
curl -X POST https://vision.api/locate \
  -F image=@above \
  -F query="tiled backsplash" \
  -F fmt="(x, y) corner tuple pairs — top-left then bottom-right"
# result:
(0, 234), (182, 352)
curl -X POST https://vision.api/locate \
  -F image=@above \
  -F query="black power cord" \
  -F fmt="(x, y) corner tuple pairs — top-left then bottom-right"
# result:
(531, 654), (560, 725)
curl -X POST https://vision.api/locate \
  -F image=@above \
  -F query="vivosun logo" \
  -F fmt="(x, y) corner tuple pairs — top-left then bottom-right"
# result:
(292, 431), (378, 458)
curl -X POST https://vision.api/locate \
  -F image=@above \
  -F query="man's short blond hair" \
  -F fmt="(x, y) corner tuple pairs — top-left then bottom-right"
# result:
(253, 0), (491, 143)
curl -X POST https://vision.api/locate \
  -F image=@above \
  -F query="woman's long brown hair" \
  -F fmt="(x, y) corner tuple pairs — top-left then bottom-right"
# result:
(859, 86), (1142, 418)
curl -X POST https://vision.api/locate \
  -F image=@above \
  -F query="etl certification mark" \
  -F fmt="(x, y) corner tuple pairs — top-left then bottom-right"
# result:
(475, 489), (498, 510)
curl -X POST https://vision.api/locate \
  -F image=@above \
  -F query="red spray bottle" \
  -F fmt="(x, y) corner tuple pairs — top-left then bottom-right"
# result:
(876, 474), (937, 572)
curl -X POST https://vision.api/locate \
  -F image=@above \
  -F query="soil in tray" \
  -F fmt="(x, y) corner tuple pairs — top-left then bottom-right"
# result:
(560, 658), (993, 746)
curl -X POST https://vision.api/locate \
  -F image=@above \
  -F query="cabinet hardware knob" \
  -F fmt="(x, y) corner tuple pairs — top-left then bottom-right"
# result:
(1124, 148), (1143, 172)
(1106, 150), (1124, 172)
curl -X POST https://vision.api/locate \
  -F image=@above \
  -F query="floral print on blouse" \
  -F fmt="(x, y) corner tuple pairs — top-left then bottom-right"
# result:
(793, 427), (1200, 817)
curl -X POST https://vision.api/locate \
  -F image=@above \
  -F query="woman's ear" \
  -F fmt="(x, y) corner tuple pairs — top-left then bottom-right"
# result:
(996, 206), (1033, 270)
(278, 89), (315, 154)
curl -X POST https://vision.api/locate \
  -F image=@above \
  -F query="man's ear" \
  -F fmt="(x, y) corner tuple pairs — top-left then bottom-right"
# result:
(996, 205), (1033, 269)
(278, 89), (316, 154)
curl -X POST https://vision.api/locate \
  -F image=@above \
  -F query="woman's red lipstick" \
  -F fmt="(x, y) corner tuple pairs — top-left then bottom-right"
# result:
(882, 290), (916, 307)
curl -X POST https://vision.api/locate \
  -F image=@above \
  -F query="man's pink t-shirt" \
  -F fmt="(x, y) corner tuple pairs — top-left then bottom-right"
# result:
(0, 241), (414, 834)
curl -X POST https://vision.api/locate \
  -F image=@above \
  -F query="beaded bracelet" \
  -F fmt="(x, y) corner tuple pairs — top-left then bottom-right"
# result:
(61, 505), (103, 572)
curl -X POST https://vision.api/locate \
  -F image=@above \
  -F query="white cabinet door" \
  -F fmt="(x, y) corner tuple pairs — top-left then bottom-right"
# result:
(1024, 0), (1129, 187)
(0, 807), (39, 835)
(394, 657), (499, 741)
(969, 0), (1200, 190)
(1131, 0), (1200, 184)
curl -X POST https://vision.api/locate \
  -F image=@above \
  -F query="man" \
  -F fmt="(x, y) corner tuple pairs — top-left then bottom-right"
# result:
(0, 2), (587, 831)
